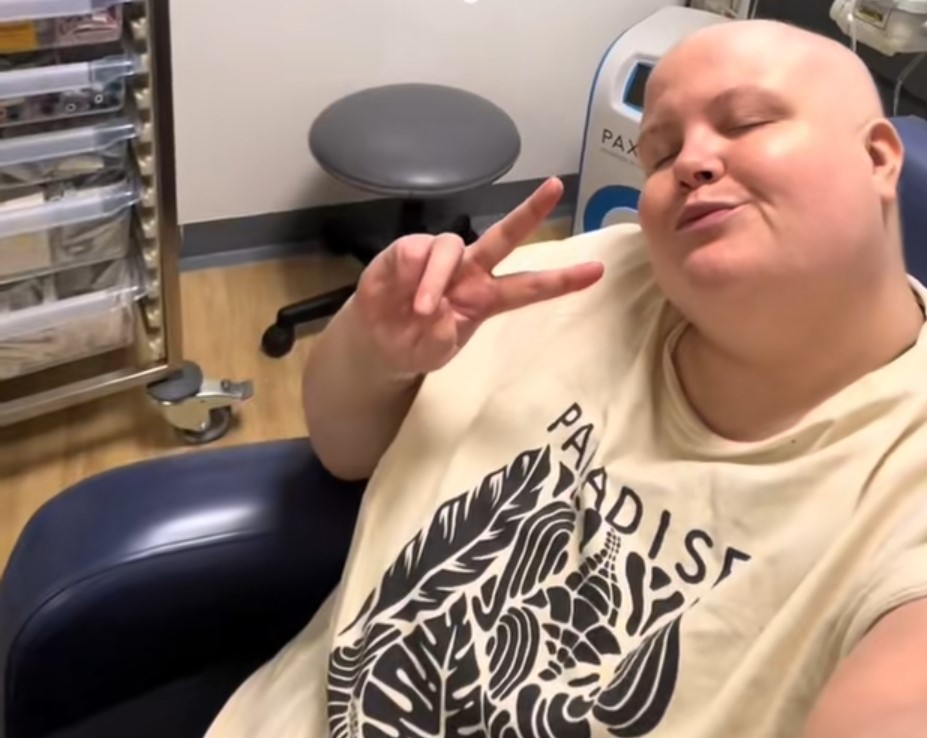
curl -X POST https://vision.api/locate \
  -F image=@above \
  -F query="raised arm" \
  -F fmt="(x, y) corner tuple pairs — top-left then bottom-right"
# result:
(301, 177), (604, 480)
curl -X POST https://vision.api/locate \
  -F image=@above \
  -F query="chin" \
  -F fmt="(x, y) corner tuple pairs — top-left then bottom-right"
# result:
(675, 236), (767, 291)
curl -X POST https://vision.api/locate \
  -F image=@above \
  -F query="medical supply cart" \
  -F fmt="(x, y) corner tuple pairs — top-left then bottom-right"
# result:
(0, 0), (251, 443)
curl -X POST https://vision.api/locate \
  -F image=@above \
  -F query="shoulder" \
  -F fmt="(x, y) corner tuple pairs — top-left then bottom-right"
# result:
(441, 223), (673, 380)
(495, 223), (651, 278)
(493, 223), (663, 324)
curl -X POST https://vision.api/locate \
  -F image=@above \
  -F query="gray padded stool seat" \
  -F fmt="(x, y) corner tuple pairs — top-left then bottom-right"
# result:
(310, 83), (521, 198)
(261, 83), (521, 358)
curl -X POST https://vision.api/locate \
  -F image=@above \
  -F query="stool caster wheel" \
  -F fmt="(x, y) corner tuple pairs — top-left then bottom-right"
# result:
(177, 406), (233, 446)
(320, 219), (355, 256)
(148, 361), (253, 446)
(262, 323), (295, 358)
(450, 215), (479, 245)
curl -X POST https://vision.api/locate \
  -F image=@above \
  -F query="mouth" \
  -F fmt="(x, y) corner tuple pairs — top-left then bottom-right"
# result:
(676, 203), (743, 232)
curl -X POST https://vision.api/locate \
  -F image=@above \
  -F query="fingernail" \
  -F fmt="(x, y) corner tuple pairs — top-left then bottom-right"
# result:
(417, 295), (433, 314)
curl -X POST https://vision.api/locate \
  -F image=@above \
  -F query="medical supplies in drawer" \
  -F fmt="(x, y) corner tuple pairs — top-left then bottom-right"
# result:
(0, 118), (134, 195)
(0, 52), (139, 129)
(0, 1), (128, 54)
(0, 256), (138, 379)
(0, 179), (138, 282)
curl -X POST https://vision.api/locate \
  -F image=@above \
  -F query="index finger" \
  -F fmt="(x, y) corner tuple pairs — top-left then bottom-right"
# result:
(467, 177), (564, 272)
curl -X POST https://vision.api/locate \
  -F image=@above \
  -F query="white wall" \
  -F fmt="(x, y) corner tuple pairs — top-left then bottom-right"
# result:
(169, 0), (677, 226)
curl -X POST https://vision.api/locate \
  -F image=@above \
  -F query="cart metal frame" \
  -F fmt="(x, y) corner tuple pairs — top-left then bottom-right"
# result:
(0, 0), (251, 442)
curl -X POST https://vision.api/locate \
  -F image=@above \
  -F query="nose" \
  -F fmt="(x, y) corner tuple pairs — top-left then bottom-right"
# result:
(673, 133), (725, 190)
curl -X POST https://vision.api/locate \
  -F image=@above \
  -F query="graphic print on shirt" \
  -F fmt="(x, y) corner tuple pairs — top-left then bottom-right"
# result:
(327, 402), (752, 738)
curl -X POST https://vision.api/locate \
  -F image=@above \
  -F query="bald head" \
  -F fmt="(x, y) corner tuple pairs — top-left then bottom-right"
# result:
(647, 19), (884, 137)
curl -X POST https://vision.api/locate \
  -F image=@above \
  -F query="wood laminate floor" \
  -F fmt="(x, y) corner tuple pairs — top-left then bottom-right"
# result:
(0, 219), (569, 571)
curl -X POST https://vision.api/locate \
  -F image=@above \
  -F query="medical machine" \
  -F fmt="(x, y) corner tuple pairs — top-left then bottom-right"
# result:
(689, 2), (927, 59)
(689, 0), (753, 19)
(573, 6), (729, 235)
(831, 0), (927, 56)
(831, 1), (927, 117)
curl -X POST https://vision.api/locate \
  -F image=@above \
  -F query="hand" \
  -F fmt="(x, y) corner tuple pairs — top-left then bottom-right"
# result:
(354, 177), (605, 377)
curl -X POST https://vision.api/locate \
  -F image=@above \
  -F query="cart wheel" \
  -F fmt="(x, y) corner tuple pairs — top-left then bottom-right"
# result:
(261, 323), (295, 358)
(176, 406), (233, 446)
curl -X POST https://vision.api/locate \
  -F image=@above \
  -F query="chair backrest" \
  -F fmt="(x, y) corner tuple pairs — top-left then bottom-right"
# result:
(894, 116), (927, 282)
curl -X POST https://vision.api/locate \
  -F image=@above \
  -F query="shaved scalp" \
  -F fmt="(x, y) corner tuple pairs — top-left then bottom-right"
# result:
(648, 19), (885, 132)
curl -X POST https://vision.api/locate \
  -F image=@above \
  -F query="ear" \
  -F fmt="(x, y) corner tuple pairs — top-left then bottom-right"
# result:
(866, 119), (905, 202)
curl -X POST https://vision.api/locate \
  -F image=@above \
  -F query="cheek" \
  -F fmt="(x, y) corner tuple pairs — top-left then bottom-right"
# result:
(733, 128), (842, 210)
(732, 138), (804, 201)
(638, 176), (673, 236)
(737, 139), (856, 235)
(638, 177), (681, 284)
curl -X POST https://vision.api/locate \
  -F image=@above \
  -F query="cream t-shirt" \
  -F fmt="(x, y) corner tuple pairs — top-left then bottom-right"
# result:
(206, 223), (927, 738)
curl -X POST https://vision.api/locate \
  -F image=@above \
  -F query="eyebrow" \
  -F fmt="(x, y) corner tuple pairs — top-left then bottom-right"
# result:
(639, 84), (789, 148)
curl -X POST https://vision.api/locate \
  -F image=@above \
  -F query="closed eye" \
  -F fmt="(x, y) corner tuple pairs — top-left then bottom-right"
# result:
(651, 148), (679, 170)
(726, 119), (775, 136)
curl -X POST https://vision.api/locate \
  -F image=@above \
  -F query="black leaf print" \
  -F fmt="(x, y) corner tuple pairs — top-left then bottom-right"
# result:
(581, 508), (603, 551)
(650, 567), (672, 591)
(362, 595), (483, 738)
(329, 622), (400, 738)
(516, 684), (593, 738)
(553, 462), (577, 497)
(642, 591), (686, 635)
(625, 552), (648, 636)
(594, 618), (683, 737)
(488, 606), (541, 701)
(625, 551), (685, 638)
(326, 437), (737, 738)
(373, 448), (552, 625)
(529, 526), (624, 682)
(473, 501), (575, 631)
(328, 639), (363, 738)
(566, 527), (622, 626)
(484, 694), (518, 738)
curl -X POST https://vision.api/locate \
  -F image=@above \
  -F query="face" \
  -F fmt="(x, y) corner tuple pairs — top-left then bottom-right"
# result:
(636, 32), (888, 310)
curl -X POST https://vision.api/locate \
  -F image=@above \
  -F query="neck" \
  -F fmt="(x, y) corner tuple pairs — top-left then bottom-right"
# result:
(673, 267), (924, 442)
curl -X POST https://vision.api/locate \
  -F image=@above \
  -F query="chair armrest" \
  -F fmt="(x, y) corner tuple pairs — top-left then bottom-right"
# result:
(0, 438), (365, 738)
(895, 116), (927, 280)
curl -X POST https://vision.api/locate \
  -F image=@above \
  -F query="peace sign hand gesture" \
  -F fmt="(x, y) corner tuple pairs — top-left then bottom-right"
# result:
(354, 177), (605, 377)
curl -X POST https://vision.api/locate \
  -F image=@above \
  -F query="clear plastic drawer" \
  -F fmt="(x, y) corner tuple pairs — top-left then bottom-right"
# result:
(0, 118), (135, 195)
(0, 2), (128, 53)
(0, 179), (138, 283)
(0, 256), (138, 379)
(0, 52), (139, 129)
(0, 0), (129, 21)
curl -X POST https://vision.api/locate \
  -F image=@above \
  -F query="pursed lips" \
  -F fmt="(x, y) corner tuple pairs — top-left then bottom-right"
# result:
(676, 201), (742, 231)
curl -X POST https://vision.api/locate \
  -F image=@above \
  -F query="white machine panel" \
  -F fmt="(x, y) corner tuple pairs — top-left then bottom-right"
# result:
(831, 0), (927, 55)
(573, 7), (729, 235)
(691, 0), (754, 19)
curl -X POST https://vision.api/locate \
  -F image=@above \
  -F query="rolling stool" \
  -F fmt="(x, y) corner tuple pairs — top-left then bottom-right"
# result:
(260, 83), (522, 358)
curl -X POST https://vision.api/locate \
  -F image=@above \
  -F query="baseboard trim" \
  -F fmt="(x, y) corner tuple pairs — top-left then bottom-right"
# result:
(179, 174), (579, 271)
